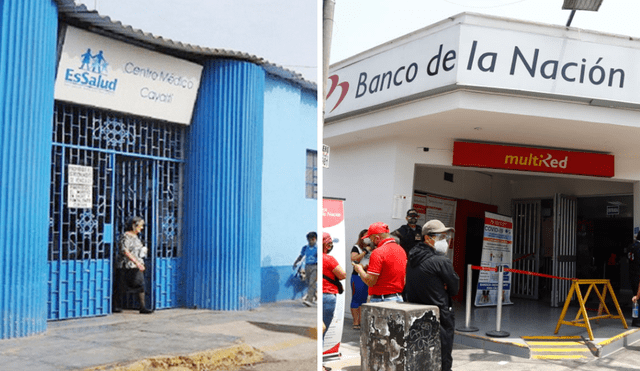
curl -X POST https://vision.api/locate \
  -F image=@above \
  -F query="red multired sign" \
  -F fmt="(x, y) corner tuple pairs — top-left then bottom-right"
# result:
(452, 142), (614, 177)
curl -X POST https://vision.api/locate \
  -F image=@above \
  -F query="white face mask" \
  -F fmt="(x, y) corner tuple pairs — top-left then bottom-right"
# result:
(434, 239), (448, 255)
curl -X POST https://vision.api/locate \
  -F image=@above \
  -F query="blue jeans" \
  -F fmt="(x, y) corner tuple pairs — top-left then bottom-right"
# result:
(322, 293), (336, 340)
(369, 294), (403, 303)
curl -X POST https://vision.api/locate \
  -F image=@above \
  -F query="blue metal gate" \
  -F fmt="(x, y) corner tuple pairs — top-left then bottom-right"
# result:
(114, 157), (183, 310)
(48, 103), (185, 320)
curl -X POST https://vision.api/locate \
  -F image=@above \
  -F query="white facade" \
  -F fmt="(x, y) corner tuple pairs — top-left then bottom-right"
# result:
(324, 13), (640, 307)
(325, 13), (640, 239)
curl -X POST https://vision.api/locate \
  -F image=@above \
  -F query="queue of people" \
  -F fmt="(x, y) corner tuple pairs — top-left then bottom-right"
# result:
(317, 212), (459, 371)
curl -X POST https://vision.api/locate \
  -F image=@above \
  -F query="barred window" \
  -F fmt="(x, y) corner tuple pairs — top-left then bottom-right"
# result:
(306, 150), (318, 199)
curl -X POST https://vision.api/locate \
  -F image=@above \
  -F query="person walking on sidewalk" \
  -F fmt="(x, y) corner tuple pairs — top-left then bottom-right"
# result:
(114, 216), (153, 314)
(352, 222), (407, 303)
(293, 231), (318, 306)
(322, 232), (346, 339)
(405, 219), (459, 371)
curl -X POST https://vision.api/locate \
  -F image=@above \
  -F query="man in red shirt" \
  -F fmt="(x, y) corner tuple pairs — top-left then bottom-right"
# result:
(352, 222), (407, 302)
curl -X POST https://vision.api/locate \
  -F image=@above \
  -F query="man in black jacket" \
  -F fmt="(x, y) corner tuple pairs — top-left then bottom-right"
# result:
(405, 219), (459, 371)
(391, 208), (423, 256)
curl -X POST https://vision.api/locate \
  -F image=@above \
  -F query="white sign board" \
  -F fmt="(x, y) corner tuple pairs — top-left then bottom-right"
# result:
(326, 27), (459, 118)
(326, 21), (640, 119)
(607, 205), (619, 216)
(474, 212), (514, 307)
(68, 184), (93, 209)
(55, 26), (203, 125)
(322, 198), (346, 357)
(322, 144), (330, 168)
(413, 194), (457, 260)
(67, 164), (93, 185)
(67, 165), (93, 208)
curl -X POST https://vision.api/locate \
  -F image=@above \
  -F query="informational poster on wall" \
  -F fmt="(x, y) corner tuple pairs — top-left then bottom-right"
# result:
(412, 193), (457, 259)
(322, 198), (346, 357)
(474, 212), (514, 307)
(55, 26), (203, 125)
(412, 193), (457, 227)
(67, 165), (93, 209)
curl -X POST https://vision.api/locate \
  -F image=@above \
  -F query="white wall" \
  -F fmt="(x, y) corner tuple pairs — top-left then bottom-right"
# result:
(412, 166), (634, 217)
(324, 139), (401, 245)
(413, 167), (515, 215)
(414, 166), (493, 204)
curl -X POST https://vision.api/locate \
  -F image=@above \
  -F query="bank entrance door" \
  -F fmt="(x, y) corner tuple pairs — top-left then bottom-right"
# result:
(512, 200), (541, 300)
(48, 103), (185, 320)
(512, 194), (576, 307)
(551, 194), (577, 307)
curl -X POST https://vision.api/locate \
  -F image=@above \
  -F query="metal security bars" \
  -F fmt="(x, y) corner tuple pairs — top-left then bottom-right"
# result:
(49, 147), (113, 261)
(552, 194), (577, 307)
(49, 102), (185, 320)
(512, 200), (541, 300)
(52, 104), (185, 159)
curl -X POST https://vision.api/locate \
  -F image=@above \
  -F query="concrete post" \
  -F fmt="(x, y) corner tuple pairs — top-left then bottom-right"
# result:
(360, 301), (441, 371)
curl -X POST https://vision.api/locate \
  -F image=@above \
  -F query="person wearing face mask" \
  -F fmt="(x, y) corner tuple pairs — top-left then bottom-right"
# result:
(391, 209), (423, 256)
(352, 222), (407, 303)
(405, 219), (459, 371)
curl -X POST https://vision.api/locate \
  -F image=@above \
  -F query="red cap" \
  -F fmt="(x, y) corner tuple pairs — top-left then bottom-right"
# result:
(362, 222), (390, 239)
(323, 232), (333, 245)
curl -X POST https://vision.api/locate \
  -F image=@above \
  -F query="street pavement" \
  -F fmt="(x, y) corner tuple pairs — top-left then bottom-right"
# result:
(324, 313), (640, 371)
(4, 299), (640, 371)
(0, 300), (317, 371)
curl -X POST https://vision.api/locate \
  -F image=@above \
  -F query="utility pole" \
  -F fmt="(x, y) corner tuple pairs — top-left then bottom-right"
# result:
(322, 0), (335, 120)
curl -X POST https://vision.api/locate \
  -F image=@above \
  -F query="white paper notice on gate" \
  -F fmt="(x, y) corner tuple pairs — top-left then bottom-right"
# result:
(474, 212), (514, 307)
(67, 165), (93, 209)
(68, 184), (92, 209)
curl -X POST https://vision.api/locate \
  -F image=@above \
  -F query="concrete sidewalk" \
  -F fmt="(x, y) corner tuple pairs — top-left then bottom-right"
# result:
(0, 300), (317, 370)
(325, 311), (640, 371)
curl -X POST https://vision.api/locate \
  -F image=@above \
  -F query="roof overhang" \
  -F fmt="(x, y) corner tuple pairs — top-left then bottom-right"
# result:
(55, 0), (316, 92)
(325, 12), (640, 122)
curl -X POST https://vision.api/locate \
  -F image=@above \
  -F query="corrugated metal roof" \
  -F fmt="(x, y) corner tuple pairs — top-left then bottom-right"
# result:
(55, 0), (317, 91)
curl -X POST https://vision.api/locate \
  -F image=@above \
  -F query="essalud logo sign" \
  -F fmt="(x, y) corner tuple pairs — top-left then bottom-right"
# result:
(64, 48), (118, 92)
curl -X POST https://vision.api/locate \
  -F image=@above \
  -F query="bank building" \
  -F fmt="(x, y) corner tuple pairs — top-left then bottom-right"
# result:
(325, 12), (640, 314)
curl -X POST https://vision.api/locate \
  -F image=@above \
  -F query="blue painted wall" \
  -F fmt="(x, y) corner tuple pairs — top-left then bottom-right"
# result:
(0, 0), (58, 339)
(185, 60), (264, 310)
(261, 74), (317, 302)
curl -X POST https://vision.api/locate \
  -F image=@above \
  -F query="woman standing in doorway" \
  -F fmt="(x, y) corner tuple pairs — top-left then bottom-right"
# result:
(114, 216), (153, 314)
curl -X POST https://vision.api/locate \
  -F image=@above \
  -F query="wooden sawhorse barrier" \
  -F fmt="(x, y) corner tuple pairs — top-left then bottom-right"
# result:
(554, 279), (627, 340)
